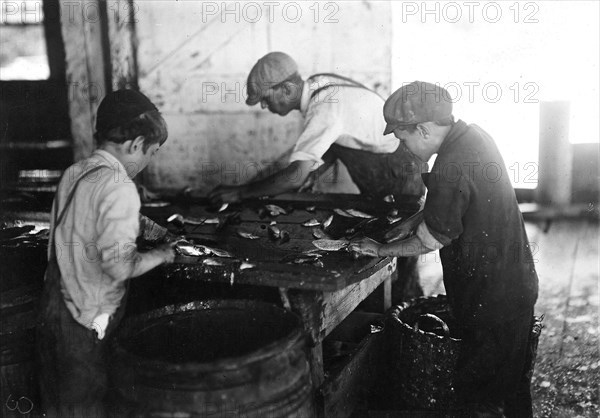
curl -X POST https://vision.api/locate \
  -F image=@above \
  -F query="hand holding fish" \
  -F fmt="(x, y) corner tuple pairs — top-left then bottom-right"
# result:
(348, 237), (381, 258)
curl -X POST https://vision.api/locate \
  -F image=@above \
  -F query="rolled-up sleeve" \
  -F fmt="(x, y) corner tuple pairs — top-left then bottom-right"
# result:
(423, 173), (472, 246)
(290, 101), (343, 166)
(417, 221), (444, 251)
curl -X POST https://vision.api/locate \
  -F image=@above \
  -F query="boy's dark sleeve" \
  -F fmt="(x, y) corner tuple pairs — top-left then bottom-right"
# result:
(423, 173), (472, 246)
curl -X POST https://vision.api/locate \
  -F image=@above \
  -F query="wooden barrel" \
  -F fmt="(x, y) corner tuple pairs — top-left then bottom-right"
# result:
(111, 299), (315, 417)
(0, 283), (42, 418)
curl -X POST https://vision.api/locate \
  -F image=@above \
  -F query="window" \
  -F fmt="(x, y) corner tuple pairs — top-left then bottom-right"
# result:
(0, 0), (50, 80)
(392, 1), (599, 189)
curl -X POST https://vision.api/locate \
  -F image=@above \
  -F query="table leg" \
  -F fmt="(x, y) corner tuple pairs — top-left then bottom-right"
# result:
(285, 289), (326, 388)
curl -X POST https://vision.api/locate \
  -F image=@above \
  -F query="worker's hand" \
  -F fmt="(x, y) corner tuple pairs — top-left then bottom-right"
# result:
(348, 237), (381, 258)
(156, 241), (177, 264)
(90, 313), (111, 340)
(384, 211), (423, 243)
(208, 185), (243, 205)
(298, 170), (318, 193)
(163, 232), (188, 245)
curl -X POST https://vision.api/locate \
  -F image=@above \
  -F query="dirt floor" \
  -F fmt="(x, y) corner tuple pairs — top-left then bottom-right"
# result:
(418, 218), (599, 417)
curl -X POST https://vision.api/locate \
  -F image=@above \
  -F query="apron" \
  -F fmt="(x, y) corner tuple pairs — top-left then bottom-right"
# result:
(308, 75), (427, 199)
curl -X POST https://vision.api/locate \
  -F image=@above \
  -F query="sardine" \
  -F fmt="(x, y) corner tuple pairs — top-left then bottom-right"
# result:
(195, 245), (233, 258)
(180, 216), (207, 225)
(168, 213), (219, 226)
(280, 252), (321, 263)
(387, 215), (403, 225)
(302, 218), (320, 227)
(268, 225), (281, 240)
(208, 247), (234, 258)
(238, 231), (260, 240)
(388, 208), (399, 217)
(292, 256), (323, 266)
(302, 249), (323, 257)
(203, 258), (225, 266)
(345, 209), (374, 219)
(312, 228), (329, 239)
(322, 215), (334, 229)
(306, 206), (316, 212)
(383, 194), (395, 203)
(167, 214), (184, 226)
(175, 244), (207, 257)
(333, 208), (353, 217)
(239, 262), (256, 270)
(218, 203), (229, 212)
(265, 204), (287, 216)
(312, 239), (350, 251)
(143, 201), (170, 208)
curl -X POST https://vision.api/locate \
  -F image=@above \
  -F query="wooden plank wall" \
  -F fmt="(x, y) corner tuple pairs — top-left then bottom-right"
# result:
(132, 1), (393, 193)
(59, 0), (138, 160)
(60, 0), (108, 160)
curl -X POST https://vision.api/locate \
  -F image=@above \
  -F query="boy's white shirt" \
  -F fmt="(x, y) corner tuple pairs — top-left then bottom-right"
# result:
(51, 149), (141, 332)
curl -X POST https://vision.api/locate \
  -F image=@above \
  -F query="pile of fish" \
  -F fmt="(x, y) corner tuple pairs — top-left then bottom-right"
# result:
(174, 241), (256, 271)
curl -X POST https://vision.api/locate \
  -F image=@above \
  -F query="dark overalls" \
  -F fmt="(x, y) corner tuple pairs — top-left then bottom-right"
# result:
(309, 75), (427, 300)
(36, 165), (127, 418)
(309, 74), (427, 202)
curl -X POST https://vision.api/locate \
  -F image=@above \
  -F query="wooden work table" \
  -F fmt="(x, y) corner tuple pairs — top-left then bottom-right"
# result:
(140, 192), (420, 417)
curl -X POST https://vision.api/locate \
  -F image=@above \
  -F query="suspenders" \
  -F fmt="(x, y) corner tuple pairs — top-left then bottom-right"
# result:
(308, 73), (382, 101)
(49, 165), (107, 259)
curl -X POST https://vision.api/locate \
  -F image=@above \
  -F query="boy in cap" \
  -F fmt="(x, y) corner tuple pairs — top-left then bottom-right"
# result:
(208, 51), (425, 205)
(349, 81), (539, 417)
(36, 89), (177, 417)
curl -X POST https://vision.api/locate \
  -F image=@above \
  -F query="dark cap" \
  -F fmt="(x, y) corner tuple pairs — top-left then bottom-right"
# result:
(246, 52), (299, 106)
(383, 81), (453, 135)
(95, 89), (158, 133)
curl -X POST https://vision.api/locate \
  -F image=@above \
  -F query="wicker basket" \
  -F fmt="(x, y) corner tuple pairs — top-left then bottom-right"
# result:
(387, 295), (542, 411)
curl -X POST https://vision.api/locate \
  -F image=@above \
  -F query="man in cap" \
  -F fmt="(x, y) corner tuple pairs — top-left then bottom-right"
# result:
(208, 51), (425, 205)
(349, 81), (539, 417)
(36, 89), (177, 417)
(208, 52), (427, 301)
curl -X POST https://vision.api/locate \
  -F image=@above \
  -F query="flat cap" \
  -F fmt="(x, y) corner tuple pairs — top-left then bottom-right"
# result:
(383, 81), (453, 135)
(96, 89), (157, 134)
(246, 52), (298, 106)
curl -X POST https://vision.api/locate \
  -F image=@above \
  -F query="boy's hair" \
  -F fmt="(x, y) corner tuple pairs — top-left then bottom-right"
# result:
(399, 115), (455, 134)
(95, 110), (168, 153)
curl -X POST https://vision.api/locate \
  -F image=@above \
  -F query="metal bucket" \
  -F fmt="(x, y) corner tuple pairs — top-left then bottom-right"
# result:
(111, 299), (314, 417)
(387, 295), (542, 411)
